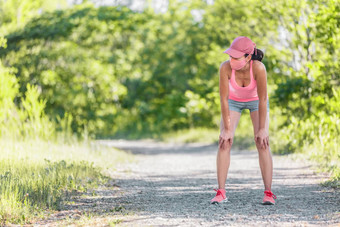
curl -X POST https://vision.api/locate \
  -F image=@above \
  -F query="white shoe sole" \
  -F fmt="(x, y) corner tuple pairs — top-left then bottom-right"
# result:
(211, 198), (228, 204)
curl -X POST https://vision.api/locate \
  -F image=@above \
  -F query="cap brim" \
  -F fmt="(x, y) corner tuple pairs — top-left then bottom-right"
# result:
(223, 48), (245, 58)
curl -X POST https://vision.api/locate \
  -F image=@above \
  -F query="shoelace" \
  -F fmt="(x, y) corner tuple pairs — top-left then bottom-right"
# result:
(214, 189), (225, 197)
(264, 190), (277, 199)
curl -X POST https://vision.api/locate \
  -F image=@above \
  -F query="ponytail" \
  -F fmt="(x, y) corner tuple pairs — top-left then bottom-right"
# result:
(245, 48), (264, 61)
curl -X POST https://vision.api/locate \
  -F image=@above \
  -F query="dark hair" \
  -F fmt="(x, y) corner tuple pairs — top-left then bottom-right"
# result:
(245, 48), (264, 61)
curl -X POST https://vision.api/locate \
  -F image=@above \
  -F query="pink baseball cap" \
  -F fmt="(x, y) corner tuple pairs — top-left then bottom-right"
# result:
(223, 36), (257, 58)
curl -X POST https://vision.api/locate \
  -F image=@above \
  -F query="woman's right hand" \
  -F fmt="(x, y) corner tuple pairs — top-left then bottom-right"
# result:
(219, 129), (233, 150)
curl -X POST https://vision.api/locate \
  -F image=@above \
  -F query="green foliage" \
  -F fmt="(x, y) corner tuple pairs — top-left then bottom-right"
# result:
(20, 84), (55, 139)
(0, 0), (338, 186)
(0, 0), (283, 137)
(0, 60), (53, 139)
(268, 0), (340, 182)
(1, 4), (139, 136)
(0, 0), (68, 34)
(0, 61), (18, 127)
(0, 34), (133, 224)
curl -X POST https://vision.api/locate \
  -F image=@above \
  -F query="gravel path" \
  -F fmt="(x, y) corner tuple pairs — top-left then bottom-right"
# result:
(33, 140), (339, 226)
(99, 140), (340, 227)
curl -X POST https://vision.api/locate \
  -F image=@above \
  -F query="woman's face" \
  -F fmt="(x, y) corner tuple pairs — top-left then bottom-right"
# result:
(229, 54), (251, 70)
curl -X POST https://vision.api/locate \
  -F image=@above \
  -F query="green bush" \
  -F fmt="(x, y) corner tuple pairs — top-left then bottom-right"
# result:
(0, 35), (133, 224)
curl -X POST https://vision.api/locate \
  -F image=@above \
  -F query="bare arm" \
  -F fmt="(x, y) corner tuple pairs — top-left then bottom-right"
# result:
(219, 62), (230, 131)
(255, 62), (268, 130)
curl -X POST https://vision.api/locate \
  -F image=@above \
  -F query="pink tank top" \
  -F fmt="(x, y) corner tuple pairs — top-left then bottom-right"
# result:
(228, 60), (261, 102)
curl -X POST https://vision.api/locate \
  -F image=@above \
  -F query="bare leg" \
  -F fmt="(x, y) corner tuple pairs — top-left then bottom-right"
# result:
(217, 110), (241, 189)
(250, 111), (273, 191)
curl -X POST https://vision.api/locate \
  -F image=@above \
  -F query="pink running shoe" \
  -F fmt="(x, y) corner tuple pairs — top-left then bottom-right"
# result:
(210, 188), (227, 204)
(262, 190), (277, 205)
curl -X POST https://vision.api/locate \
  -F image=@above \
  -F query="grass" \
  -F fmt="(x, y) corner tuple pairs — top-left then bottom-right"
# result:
(0, 137), (135, 225)
(109, 218), (123, 226)
(306, 142), (340, 189)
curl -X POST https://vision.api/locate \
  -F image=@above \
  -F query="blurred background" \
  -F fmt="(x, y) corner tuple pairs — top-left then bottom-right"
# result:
(0, 0), (339, 224)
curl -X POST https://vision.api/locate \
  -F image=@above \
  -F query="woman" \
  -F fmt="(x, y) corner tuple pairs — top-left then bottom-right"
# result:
(210, 36), (277, 205)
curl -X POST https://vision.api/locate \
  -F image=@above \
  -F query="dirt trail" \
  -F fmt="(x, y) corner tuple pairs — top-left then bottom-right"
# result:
(33, 140), (339, 226)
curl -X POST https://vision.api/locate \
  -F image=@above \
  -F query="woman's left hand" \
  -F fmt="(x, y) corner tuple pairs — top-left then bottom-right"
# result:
(255, 128), (269, 149)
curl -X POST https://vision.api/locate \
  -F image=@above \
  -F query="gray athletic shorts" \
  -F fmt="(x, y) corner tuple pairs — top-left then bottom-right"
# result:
(228, 99), (270, 113)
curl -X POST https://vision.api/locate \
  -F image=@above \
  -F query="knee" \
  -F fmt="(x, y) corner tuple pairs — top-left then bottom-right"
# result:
(255, 142), (270, 152)
(218, 139), (233, 152)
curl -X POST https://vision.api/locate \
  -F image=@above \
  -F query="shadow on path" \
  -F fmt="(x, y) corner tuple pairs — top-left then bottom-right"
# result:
(48, 140), (340, 226)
